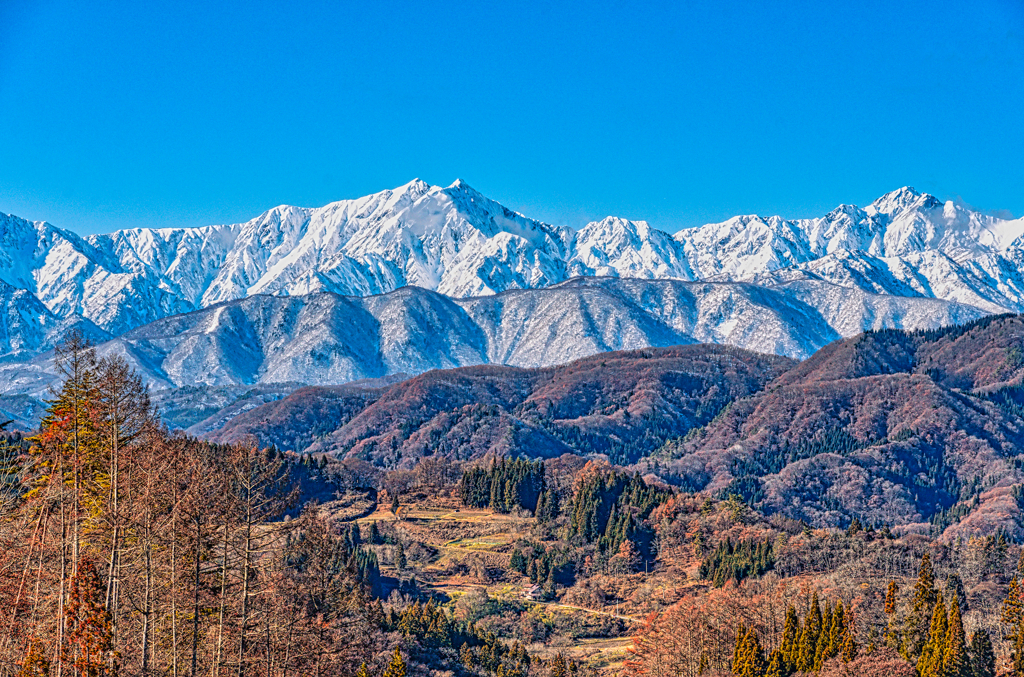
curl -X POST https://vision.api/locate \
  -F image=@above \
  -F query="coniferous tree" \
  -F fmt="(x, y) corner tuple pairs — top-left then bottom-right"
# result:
(906, 552), (939, 660)
(813, 600), (833, 671)
(765, 649), (784, 677)
(943, 597), (969, 677)
(968, 630), (995, 677)
(734, 622), (747, 672)
(886, 580), (898, 616)
(1014, 614), (1024, 677)
(395, 541), (407, 571)
(840, 618), (858, 663)
(797, 593), (822, 672)
(779, 604), (800, 672)
(383, 647), (406, 677)
(733, 627), (766, 677)
(918, 593), (948, 677)
(1005, 578), (1024, 635)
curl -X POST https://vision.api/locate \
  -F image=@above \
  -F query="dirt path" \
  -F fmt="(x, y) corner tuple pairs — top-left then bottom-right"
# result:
(538, 601), (641, 623)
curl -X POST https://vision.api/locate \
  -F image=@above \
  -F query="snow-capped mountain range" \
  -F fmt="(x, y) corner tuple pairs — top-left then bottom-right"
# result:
(5, 179), (1022, 351)
(1, 179), (1019, 426)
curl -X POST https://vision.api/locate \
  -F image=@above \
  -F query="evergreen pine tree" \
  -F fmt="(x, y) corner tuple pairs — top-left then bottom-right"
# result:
(797, 593), (822, 672)
(918, 593), (948, 677)
(886, 580), (898, 616)
(1014, 626), (1024, 677)
(840, 620), (858, 663)
(814, 600), (833, 670)
(1005, 578), (1024, 634)
(943, 597), (969, 677)
(741, 628), (767, 677)
(780, 604), (800, 672)
(510, 549), (526, 574)
(383, 647), (406, 677)
(543, 569), (556, 600)
(827, 602), (845, 661)
(395, 542), (406, 570)
(968, 630), (995, 677)
(765, 649), (784, 677)
(907, 552), (939, 659)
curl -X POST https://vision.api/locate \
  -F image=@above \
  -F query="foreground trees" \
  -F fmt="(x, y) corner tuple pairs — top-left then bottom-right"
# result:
(0, 332), (380, 676)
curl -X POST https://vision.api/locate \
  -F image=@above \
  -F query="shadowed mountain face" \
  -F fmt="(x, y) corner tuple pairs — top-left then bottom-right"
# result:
(0, 277), (984, 407)
(654, 315), (1024, 538)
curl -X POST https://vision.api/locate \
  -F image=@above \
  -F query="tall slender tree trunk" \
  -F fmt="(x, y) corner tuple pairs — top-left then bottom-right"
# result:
(236, 501), (253, 677)
(55, 453), (67, 677)
(172, 483), (180, 677)
(214, 523), (231, 677)
(142, 543), (152, 674)
(1, 505), (46, 656)
(191, 516), (203, 677)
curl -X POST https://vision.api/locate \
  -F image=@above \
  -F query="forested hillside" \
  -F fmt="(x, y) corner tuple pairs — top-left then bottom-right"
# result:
(652, 314), (1024, 537)
(209, 315), (1024, 539)
(209, 345), (792, 467)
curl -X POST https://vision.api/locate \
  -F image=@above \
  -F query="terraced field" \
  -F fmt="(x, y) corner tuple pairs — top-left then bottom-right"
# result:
(352, 495), (643, 673)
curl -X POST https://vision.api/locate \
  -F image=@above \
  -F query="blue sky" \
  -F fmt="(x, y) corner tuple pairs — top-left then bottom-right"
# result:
(1, 0), (1021, 235)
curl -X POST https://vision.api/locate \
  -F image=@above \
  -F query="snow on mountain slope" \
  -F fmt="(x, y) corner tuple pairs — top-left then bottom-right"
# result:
(0, 278), (987, 410)
(0, 280), (107, 358)
(1, 182), (1022, 358)
(684, 187), (1024, 311)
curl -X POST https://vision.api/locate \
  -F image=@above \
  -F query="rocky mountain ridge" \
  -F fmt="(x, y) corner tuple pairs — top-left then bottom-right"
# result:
(0, 277), (986, 429)
(1, 182), (1022, 347)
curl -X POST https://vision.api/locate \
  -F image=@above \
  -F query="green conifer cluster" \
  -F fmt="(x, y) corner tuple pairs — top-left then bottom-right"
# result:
(509, 541), (566, 596)
(460, 459), (547, 514)
(567, 469), (669, 559)
(286, 521), (381, 594)
(698, 537), (774, 587)
(731, 595), (856, 677)
(883, 552), (997, 677)
(382, 597), (530, 676)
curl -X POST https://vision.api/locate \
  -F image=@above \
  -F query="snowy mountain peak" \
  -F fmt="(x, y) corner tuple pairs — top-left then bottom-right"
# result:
(868, 186), (941, 215)
(1, 182), (1023, 353)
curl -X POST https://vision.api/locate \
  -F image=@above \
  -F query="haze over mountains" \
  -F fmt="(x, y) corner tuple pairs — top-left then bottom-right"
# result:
(0, 179), (1021, 426)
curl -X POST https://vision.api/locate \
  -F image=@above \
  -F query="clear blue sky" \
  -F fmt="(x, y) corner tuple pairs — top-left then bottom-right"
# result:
(1, 0), (1022, 235)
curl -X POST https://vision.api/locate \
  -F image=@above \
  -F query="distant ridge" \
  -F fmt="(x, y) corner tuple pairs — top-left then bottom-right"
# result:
(0, 181), (1021, 349)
